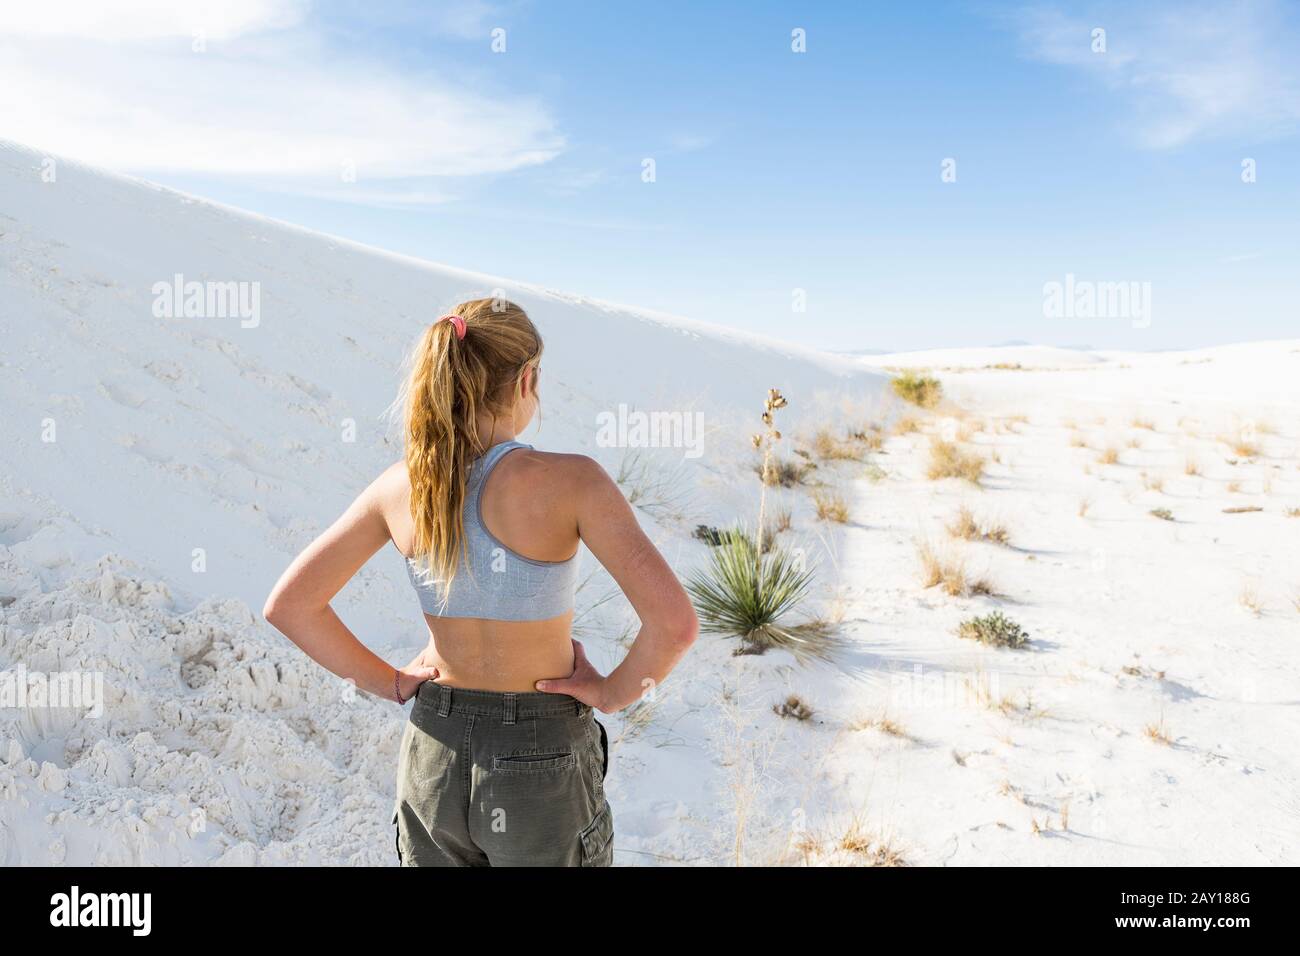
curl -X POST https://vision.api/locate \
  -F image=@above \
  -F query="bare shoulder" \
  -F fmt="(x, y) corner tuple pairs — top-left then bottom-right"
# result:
(508, 449), (610, 492)
(366, 460), (410, 515)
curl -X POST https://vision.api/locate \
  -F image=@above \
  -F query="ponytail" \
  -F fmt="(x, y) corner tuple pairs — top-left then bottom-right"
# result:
(402, 298), (542, 597)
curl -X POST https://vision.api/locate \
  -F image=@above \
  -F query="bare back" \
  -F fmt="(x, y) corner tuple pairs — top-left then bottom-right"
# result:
(378, 448), (585, 692)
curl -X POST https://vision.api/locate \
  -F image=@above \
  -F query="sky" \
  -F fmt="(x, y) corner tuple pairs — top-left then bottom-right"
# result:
(2, 0), (1297, 352)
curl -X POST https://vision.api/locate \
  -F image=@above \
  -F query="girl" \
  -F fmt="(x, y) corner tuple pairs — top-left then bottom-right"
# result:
(263, 298), (698, 866)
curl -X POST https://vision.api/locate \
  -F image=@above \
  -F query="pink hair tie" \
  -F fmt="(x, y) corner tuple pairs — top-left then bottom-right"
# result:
(438, 314), (467, 340)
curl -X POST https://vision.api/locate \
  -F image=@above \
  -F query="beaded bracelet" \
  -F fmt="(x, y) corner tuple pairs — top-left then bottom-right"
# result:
(394, 669), (408, 705)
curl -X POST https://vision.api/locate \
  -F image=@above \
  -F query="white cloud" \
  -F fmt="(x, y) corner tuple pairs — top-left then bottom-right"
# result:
(1014, 0), (1300, 148)
(1, 0), (310, 41)
(0, 0), (563, 201)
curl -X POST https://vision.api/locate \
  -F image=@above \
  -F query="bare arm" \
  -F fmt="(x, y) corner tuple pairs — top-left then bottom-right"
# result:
(263, 468), (438, 702)
(535, 458), (697, 712)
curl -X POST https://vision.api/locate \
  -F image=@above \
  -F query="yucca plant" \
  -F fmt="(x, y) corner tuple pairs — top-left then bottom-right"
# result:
(686, 529), (831, 659)
(688, 387), (835, 660)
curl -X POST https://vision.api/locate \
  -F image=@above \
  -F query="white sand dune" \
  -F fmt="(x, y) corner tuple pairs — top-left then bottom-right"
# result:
(2, 138), (1297, 866)
(0, 140), (882, 865)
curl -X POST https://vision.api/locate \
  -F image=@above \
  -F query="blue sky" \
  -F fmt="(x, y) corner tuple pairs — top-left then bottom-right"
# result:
(3, 0), (1298, 351)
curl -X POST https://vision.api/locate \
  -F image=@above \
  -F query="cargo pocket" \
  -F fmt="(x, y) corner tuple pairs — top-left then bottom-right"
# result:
(579, 800), (614, 867)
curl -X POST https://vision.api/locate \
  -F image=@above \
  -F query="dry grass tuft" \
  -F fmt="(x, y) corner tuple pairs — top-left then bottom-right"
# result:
(1221, 433), (1261, 458)
(812, 488), (850, 523)
(1097, 447), (1120, 465)
(1184, 457), (1202, 477)
(926, 439), (985, 483)
(916, 542), (995, 597)
(946, 505), (1010, 545)
(1239, 582), (1263, 616)
(847, 425), (885, 451)
(1143, 715), (1173, 746)
(811, 428), (864, 462)
(758, 456), (814, 487)
(849, 712), (911, 740)
(893, 416), (922, 436)
(774, 695), (814, 721)
(769, 508), (793, 534)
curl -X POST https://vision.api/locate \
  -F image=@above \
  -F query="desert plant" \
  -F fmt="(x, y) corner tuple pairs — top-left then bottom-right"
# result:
(926, 439), (984, 483)
(863, 461), (887, 483)
(769, 507), (793, 533)
(956, 611), (1029, 649)
(946, 505), (1009, 544)
(773, 695), (813, 721)
(1239, 582), (1263, 616)
(1149, 507), (1174, 521)
(848, 425), (885, 451)
(1222, 433), (1260, 458)
(850, 712), (910, 739)
(1097, 447), (1120, 465)
(917, 542), (994, 597)
(812, 488), (850, 523)
(615, 449), (694, 521)
(756, 456), (813, 487)
(891, 371), (942, 408)
(811, 428), (863, 461)
(1185, 457), (1202, 477)
(687, 529), (832, 659)
(1143, 715), (1173, 745)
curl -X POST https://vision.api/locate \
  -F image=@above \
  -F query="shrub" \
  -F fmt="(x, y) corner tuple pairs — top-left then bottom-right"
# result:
(758, 456), (813, 487)
(1149, 507), (1174, 521)
(774, 695), (814, 721)
(891, 371), (942, 408)
(686, 531), (833, 660)
(956, 611), (1029, 649)
(693, 523), (776, 552)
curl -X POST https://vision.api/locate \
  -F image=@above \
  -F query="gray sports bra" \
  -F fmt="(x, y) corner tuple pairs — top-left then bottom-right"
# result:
(403, 440), (579, 621)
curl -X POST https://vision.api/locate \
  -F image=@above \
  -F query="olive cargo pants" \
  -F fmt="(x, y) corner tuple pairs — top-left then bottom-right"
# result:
(393, 683), (613, 867)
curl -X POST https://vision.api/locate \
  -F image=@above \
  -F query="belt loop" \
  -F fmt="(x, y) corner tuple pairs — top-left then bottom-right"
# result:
(502, 692), (517, 725)
(437, 684), (452, 717)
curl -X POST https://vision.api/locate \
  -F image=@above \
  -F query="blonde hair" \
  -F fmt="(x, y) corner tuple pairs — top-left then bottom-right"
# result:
(402, 297), (542, 595)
